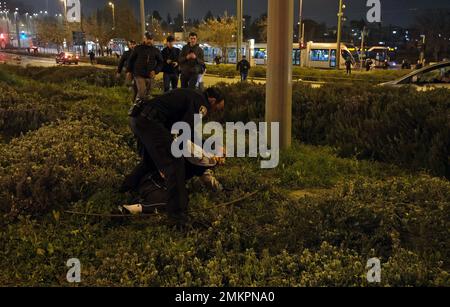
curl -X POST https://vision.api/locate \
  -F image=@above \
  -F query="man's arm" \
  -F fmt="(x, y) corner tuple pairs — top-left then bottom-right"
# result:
(196, 47), (205, 66)
(154, 49), (164, 74)
(117, 52), (128, 74)
(179, 46), (188, 66)
(127, 48), (138, 73)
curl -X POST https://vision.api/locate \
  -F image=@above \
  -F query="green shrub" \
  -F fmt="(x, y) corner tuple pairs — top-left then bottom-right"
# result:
(95, 57), (120, 66)
(1, 65), (121, 87)
(0, 119), (137, 216)
(206, 64), (407, 82)
(216, 82), (450, 178)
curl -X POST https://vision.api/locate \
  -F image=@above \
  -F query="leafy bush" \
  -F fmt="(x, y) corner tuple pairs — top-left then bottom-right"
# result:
(206, 64), (407, 83)
(0, 119), (137, 216)
(216, 82), (450, 178)
(1, 65), (121, 87)
(95, 57), (120, 66)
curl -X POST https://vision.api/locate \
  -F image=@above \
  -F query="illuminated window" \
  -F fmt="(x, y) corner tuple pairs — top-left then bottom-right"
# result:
(310, 49), (329, 62)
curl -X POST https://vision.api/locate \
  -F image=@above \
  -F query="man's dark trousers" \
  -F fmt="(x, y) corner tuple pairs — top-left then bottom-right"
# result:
(181, 73), (199, 89)
(129, 114), (188, 216)
(163, 73), (179, 92)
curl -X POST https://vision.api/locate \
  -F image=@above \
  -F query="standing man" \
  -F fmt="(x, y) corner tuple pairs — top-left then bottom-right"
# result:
(127, 32), (164, 100)
(88, 50), (96, 65)
(161, 36), (181, 92)
(123, 87), (225, 222)
(117, 40), (138, 100)
(179, 32), (205, 89)
(345, 57), (352, 75)
(237, 55), (251, 81)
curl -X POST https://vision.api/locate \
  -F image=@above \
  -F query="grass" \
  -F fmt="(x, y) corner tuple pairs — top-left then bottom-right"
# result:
(0, 65), (448, 287)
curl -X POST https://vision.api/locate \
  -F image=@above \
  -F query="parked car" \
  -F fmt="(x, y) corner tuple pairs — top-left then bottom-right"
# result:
(56, 52), (79, 65)
(379, 61), (450, 90)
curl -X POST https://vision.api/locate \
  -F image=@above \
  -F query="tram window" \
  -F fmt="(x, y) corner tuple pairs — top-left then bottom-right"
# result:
(310, 49), (329, 62)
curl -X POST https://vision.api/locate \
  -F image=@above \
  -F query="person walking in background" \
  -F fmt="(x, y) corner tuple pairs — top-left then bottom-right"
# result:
(127, 32), (164, 100)
(237, 55), (251, 81)
(117, 40), (138, 101)
(161, 36), (181, 92)
(179, 32), (205, 89)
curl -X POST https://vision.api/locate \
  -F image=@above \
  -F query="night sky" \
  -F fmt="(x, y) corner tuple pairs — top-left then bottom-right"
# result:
(12, 0), (450, 27)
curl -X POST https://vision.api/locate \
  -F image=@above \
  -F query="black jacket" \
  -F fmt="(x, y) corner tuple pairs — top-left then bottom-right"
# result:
(179, 44), (205, 75)
(141, 89), (210, 135)
(127, 44), (164, 78)
(117, 49), (132, 73)
(237, 59), (251, 73)
(161, 46), (181, 74)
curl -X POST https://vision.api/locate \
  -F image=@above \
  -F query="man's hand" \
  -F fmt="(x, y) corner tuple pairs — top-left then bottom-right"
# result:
(173, 61), (179, 67)
(190, 53), (197, 60)
(126, 72), (133, 81)
(115, 73), (121, 79)
(149, 71), (156, 78)
(167, 59), (172, 64)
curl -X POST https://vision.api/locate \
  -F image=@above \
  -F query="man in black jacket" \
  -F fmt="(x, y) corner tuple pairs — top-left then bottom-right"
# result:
(161, 36), (181, 92)
(123, 87), (225, 221)
(237, 55), (251, 81)
(179, 32), (205, 89)
(117, 40), (137, 100)
(127, 33), (164, 100)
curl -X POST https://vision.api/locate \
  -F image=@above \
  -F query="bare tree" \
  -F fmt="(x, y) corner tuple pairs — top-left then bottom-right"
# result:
(196, 15), (237, 63)
(415, 9), (450, 62)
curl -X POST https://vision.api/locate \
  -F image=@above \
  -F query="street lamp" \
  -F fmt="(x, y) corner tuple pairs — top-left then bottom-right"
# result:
(182, 0), (186, 38)
(60, 0), (67, 22)
(14, 8), (20, 48)
(109, 2), (115, 30)
(298, 0), (303, 46)
(336, 0), (345, 70)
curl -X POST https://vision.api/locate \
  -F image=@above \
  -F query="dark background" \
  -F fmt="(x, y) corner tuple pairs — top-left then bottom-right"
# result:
(9, 0), (450, 26)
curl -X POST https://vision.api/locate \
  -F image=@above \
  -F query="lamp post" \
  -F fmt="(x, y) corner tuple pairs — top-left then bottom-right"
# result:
(236, 0), (243, 62)
(14, 8), (20, 48)
(60, 0), (67, 22)
(336, 0), (345, 70)
(109, 2), (115, 30)
(182, 0), (186, 38)
(298, 0), (303, 46)
(140, 0), (145, 39)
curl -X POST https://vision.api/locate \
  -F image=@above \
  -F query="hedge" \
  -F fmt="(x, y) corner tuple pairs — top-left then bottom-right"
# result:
(215, 82), (450, 178)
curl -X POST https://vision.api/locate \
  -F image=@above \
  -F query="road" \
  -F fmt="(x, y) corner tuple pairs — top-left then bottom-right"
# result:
(0, 51), (297, 87)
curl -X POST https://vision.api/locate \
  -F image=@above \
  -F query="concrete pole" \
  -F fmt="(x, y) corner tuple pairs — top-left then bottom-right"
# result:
(140, 0), (145, 40)
(336, 0), (344, 70)
(298, 0), (303, 46)
(236, 0), (243, 62)
(265, 0), (294, 149)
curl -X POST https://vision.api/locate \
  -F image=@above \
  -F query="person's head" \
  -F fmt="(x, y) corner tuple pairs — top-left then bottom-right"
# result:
(189, 32), (198, 46)
(242, 55), (246, 60)
(144, 32), (154, 45)
(205, 87), (225, 113)
(128, 40), (137, 50)
(166, 35), (175, 48)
